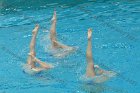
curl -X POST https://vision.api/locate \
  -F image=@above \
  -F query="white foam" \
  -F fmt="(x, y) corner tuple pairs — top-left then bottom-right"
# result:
(22, 64), (40, 75)
(80, 66), (116, 84)
(40, 34), (77, 58)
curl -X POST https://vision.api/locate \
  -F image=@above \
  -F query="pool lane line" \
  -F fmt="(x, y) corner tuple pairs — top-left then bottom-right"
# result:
(0, 45), (26, 62)
(55, 1), (138, 42)
(74, 3), (138, 42)
(0, 44), (138, 87)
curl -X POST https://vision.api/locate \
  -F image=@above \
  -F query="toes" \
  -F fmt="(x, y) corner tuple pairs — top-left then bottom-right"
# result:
(49, 64), (54, 68)
(88, 28), (92, 33)
(35, 24), (39, 28)
(88, 28), (92, 36)
(54, 10), (56, 15)
(51, 11), (57, 21)
(32, 24), (39, 34)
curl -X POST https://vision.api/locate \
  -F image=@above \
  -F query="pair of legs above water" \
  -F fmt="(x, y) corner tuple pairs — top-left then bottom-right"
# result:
(50, 11), (75, 49)
(26, 24), (53, 72)
(86, 29), (96, 77)
(86, 29), (116, 83)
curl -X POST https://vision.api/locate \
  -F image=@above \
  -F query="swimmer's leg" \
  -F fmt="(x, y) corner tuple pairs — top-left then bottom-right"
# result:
(86, 28), (96, 77)
(52, 40), (74, 49)
(31, 67), (45, 72)
(29, 24), (39, 53)
(29, 53), (53, 69)
(50, 10), (57, 43)
(35, 57), (53, 69)
(50, 11), (73, 49)
(27, 24), (39, 68)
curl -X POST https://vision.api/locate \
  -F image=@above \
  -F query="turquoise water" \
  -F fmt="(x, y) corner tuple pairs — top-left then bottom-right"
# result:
(0, 0), (140, 93)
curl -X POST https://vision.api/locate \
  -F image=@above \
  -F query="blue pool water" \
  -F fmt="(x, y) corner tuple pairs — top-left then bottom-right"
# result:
(0, 0), (140, 93)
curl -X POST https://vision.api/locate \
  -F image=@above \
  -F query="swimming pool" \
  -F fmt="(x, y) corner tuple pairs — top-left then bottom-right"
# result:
(0, 0), (140, 93)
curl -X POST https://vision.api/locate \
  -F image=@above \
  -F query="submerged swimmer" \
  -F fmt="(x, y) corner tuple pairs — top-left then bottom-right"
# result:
(84, 28), (116, 83)
(48, 11), (76, 57)
(25, 24), (53, 73)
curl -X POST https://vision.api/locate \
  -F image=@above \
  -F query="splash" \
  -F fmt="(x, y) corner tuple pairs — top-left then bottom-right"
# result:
(40, 33), (78, 58)
(80, 65), (116, 84)
(22, 64), (40, 75)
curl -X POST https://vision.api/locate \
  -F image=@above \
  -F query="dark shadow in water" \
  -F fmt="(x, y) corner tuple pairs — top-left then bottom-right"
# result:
(80, 83), (128, 93)
(81, 83), (105, 93)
